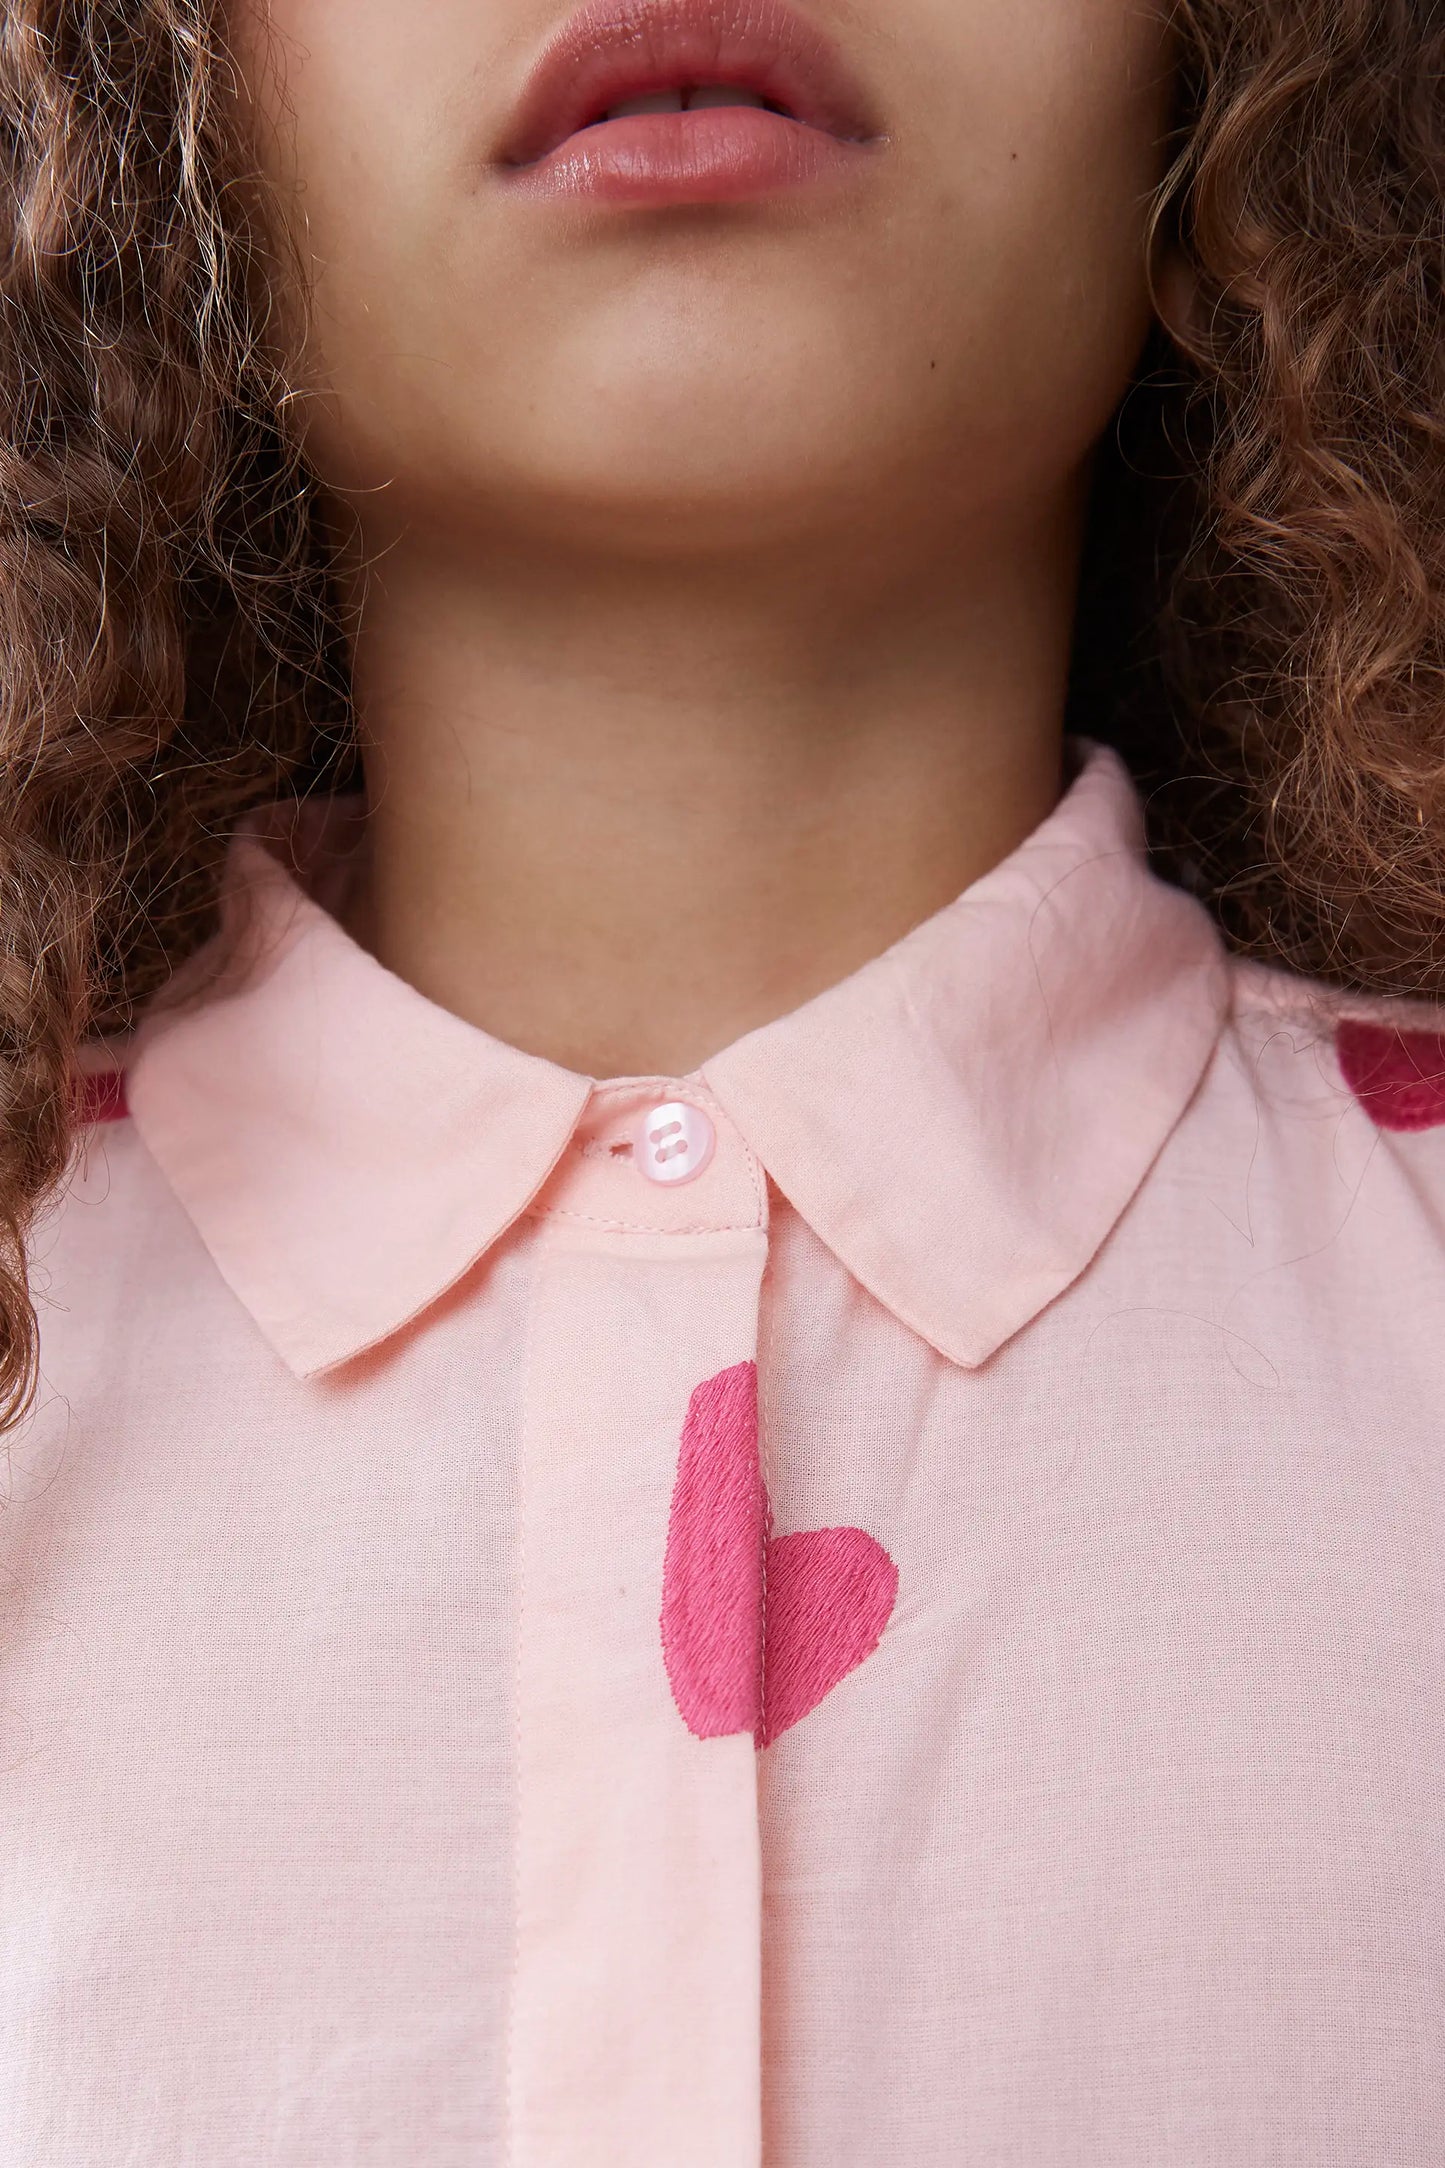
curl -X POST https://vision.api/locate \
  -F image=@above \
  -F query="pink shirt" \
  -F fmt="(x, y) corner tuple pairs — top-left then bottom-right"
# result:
(9, 741), (1444, 2163)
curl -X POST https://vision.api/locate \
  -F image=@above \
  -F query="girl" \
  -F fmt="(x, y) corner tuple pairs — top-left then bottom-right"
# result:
(1, 0), (1442, 2160)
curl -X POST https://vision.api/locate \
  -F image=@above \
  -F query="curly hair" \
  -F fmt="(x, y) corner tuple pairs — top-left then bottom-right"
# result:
(0, 0), (349, 1428)
(0, 0), (1442, 1428)
(1081, 0), (1445, 985)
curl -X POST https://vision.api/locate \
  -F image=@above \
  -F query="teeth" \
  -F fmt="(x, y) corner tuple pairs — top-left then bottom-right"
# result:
(601, 85), (771, 122)
(686, 86), (768, 110)
(605, 90), (686, 119)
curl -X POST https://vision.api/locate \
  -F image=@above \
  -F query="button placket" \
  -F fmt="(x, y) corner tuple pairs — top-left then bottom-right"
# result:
(508, 1114), (769, 2166)
(528, 1081), (762, 1235)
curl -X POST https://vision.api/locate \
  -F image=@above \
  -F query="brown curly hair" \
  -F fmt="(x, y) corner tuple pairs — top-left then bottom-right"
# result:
(0, 0), (1442, 1428)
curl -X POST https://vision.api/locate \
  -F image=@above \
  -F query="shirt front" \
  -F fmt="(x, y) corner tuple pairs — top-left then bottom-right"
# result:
(6, 741), (1445, 2165)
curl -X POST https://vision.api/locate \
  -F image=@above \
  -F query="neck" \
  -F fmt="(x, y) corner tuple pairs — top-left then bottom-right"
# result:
(337, 502), (1081, 1080)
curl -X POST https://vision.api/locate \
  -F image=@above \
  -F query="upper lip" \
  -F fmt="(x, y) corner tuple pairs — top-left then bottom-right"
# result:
(497, 0), (884, 167)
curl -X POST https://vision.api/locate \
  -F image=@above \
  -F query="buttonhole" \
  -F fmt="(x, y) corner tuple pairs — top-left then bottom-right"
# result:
(609, 1139), (633, 1158)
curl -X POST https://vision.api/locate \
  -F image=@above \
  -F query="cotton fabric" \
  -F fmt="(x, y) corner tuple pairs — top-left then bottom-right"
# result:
(5, 740), (1444, 2163)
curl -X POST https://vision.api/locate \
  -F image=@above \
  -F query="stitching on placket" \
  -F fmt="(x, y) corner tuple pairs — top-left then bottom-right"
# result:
(502, 1219), (549, 2167)
(758, 1189), (778, 1756)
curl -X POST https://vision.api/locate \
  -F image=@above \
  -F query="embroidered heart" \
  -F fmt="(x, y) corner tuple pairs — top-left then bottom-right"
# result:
(757, 1526), (899, 1747)
(660, 1360), (898, 1748)
(659, 1362), (767, 1740)
(1338, 1018), (1445, 1131)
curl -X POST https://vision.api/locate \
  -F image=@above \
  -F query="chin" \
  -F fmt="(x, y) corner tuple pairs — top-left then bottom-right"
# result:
(473, 421), (863, 557)
(497, 482), (847, 562)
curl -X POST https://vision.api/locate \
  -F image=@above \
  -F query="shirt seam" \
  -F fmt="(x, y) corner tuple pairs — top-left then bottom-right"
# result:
(758, 1203), (777, 1757)
(519, 1201), (766, 1235)
(502, 1225), (547, 2168)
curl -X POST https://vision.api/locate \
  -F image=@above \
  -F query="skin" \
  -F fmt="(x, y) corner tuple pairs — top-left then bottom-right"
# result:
(229, 0), (1185, 1079)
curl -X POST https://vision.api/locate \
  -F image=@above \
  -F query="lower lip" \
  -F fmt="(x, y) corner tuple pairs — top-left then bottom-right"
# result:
(502, 107), (876, 208)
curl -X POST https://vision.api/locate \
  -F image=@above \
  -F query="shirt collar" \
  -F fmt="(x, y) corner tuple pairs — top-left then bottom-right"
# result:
(125, 743), (1231, 1378)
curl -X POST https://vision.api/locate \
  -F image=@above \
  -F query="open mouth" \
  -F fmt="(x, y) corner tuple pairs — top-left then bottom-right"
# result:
(496, 0), (883, 173)
(578, 84), (798, 132)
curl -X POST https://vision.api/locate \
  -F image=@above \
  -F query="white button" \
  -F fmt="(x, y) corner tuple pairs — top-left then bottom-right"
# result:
(633, 1099), (717, 1186)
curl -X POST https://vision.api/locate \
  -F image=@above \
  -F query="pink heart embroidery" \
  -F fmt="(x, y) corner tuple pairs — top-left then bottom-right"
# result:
(658, 1362), (767, 1740)
(1338, 1018), (1445, 1131)
(660, 1360), (898, 1748)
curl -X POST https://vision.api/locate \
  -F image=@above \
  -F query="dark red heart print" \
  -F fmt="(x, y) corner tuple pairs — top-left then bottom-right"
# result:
(74, 1068), (129, 1125)
(1338, 1019), (1445, 1132)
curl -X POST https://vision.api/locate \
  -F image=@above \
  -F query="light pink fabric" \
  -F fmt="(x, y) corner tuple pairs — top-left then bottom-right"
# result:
(9, 740), (1445, 2163)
